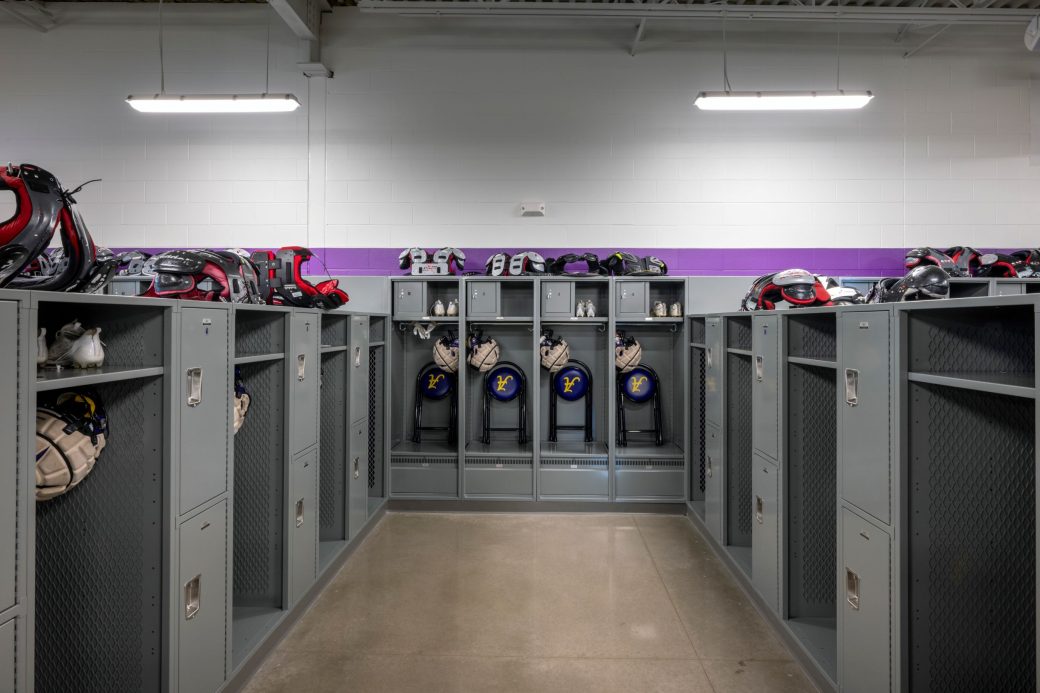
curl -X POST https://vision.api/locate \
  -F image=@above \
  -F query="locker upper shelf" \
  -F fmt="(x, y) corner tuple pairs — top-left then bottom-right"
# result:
(35, 365), (165, 392)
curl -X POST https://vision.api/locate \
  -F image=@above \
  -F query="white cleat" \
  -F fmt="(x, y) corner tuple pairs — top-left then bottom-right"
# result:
(432, 300), (446, 317)
(70, 328), (105, 369)
(446, 299), (459, 317)
(47, 320), (85, 366)
(36, 328), (47, 366)
(669, 302), (682, 317)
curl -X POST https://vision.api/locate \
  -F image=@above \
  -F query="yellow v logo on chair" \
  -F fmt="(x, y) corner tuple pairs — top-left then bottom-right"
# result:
(495, 374), (514, 392)
(427, 373), (446, 389)
(629, 375), (648, 393)
(562, 375), (581, 393)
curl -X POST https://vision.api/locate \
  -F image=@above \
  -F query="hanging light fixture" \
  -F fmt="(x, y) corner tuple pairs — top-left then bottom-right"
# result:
(127, 1), (300, 114)
(694, 6), (872, 111)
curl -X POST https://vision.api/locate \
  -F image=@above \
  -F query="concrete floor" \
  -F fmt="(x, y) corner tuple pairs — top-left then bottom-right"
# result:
(242, 512), (817, 693)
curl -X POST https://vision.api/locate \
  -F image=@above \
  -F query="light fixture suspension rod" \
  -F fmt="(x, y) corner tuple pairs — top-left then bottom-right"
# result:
(835, 0), (841, 90)
(158, 0), (165, 94)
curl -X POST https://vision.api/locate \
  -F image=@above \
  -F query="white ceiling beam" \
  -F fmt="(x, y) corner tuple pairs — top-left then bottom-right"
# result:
(267, 0), (333, 77)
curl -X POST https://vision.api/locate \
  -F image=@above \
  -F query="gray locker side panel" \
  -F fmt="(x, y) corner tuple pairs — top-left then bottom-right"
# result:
(348, 421), (369, 539)
(0, 617), (13, 693)
(0, 301), (16, 612)
(541, 281), (574, 317)
(839, 311), (891, 524)
(840, 508), (891, 693)
(177, 501), (228, 693)
(350, 316), (370, 424)
(290, 448), (318, 604)
(751, 456), (779, 613)
(752, 314), (780, 461)
(615, 281), (649, 317)
(292, 314), (320, 455)
(704, 318), (723, 428)
(179, 307), (230, 514)
(704, 423), (725, 543)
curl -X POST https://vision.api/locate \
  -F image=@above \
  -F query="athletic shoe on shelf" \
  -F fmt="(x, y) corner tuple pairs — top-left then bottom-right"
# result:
(432, 300), (446, 317)
(46, 320), (85, 366)
(584, 300), (596, 318)
(575, 301), (586, 318)
(651, 301), (667, 318)
(669, 302), (682, 317)
(446, 299), (459, 317)
(69, 328), (105, 369)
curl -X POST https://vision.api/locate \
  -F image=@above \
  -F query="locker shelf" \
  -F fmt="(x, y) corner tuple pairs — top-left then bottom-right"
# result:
(787, 355), (837, 369)
(393, 316), (460, 323)
(726, 347), (752, 356)
(690, 341), (706, 348)
(616, 317), (683, 325)
(233, 352), (285, 365)
(541, 317), (608, 325)
(906, 371), (1035, 398)
(539, 441), (608, 457)
(319, 345), (348, 354)
(369, 340), (385, 347)
(467, 317), (533, 324)
(231, 606), (283, 668)
(787, 617), (837, 683)
(392, 440), (458, 456)
(615, 441), (684, 459)
(34, 364), (164, 391)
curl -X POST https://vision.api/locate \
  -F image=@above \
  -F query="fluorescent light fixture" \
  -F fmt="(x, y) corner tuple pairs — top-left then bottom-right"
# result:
(694, 90), (873, 111)
(126, 93), (301, 114)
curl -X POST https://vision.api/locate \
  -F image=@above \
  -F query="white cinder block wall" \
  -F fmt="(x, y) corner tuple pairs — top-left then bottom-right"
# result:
(0, 5), (1037, 252)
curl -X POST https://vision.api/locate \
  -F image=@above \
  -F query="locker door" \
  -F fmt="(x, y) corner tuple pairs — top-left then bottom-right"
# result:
(704, 318), (723, 428)
(0, 301), (16, 612)
(704, 423), (725, 544)
(840, 310), (891, 524)
(752, 314), (780, 461)
(292, 313), (320, 454)
(751, 456), (779, 613)
(178, 501), (228, 693)
(179, 307), (230, 514)
(615, 281), (648, 317)
(541, 281), (574, 317)
(393, 282), (426, 318)
(348, 420), (369, 539)
(467, 282), (500, 318)
(290, 448), (318, 605)
(840, 508), (891, 693)
(349, 316), (370, 425)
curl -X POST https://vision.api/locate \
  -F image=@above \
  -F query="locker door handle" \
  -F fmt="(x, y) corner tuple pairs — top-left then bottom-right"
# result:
(184, 574), (201, 620)
(706, 348), (713, 370)
(353, 456), (361, 479)
(186, 368), (203, 407)
(296, 498), (305, 528)
(706, 455), (712, 478)
(844, 368), (859, 406)
(354, 346), (362, 368)
(846, 568), (861, 610)
(755, 495), (764, 524)
(755, 355), (764, 381)
(297, 354), (307, 382)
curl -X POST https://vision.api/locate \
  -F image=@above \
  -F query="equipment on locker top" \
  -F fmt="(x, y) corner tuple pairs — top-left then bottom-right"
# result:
(549, 360), (594, 443)
(412, 361), (458, 445)
(740, 269), (831, 311)
(945, 246), (984, 277)
(867, 265), (950, 303)
(604, 252), (667, 276)
(508, 251), (547, 276)
(539, 329), (570, 373)
(904, 247), (962, 276)
(975, 249), (1040, 278)
(251, 246), (347, 309)
(614, 331), (643, 372)
(117, 250), (151, 276)
(817, 276), (865, 305)
(143, 249), (263, 304)
(433, 331), (460, 373)
(233, 366), (250, 435)
(467, 331), (501, 372)
(485, 252), (510, 276)
(399, 247), (464, 276)
(481, 361), (527, 444)
(433, 247), (466, 274)
(547, 253), (607, 276)
(0, 163), (65, 288)
(35, 390), (108, 501)
(616, 364), (663, 447)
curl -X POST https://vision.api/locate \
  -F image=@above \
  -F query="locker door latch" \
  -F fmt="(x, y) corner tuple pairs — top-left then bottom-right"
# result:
(296, 498), (305, 528)
(706, 455), (712, 478)
(184, 574), (201, 620)
(755, 496), (764, 524)
(706, 348), (713, 370)
(755, 355), (764, 382)
(353, 456), (361, 480)
(846, 568), (861, 610)
(354, 346), (363, 368)
(297, 354), (307, 382)
(844, 369), (859, 407)
(186, 368), (203, 407)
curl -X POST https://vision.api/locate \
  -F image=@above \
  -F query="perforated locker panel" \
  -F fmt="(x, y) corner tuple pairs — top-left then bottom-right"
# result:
(179, 307), (230, 514)
(541, 281), (574, 317)
(348, 420), (368, 539)
(290, 448), (318, 605)
(291, 314), (320, 455)
(840, 508), (891, 693)
(349, 316), (369, 426)
(752, 314), (779, 461)
(0, 617), (14, 693)
(840, 310), (890, 525)
(319, 351), (347, 542)
(704, 318), (723, 428)
(726, 352), (753, 547)
(0, 301), (17, 613)
(751, 456), (779, 614)
(704, 423), (724, 543)
(393, 281), (426, 319)
(615, 281), (648, 317)
(178, 501), (228, 693)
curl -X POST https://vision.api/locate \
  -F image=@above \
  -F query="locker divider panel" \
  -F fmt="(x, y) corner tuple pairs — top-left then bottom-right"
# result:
(725, 344), (753, 573)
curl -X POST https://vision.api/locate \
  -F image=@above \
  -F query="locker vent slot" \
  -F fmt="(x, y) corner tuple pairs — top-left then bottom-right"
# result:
(368, 345), (385, 496)
(726, 317), (752, 351)
(726, 352), (753, 545)
(319, 351), (347, 537)
(233, 360), (284, 605)
(787, 313), (837, 361)
(907, 305), (1034, 381)
(787, 363), (837, 615)
(690, 347), (707, 497)
(540, 458), (608, 468)
(466, 457), (532, 468)
(391, 456), (457, 467)
(908, 383), (1035, 692)
(35, 378), (164, 693)
(615, 458), (684, 469)
(235, 311), (285, 357)
(690, 317), (706, 344)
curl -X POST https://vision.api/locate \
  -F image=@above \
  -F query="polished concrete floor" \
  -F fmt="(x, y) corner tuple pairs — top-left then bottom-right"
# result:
(243, 513), (817, 693)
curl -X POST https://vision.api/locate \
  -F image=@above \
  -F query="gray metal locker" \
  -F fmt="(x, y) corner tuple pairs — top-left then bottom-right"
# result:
(0, 300), (17, 613)
(291, 313), (320, 455)
(349, 316), (370, 425)
(467, 281), (500, 318)
(393, 281), (426, 318)
(541, 281), (574, 317)
(704, 423), (725, 543)
(839, 508), (891, 693)
(0, 617), (14, 693)
(290, 448), (318, 604)
(179, 307), (230, 514)
(348, 420), (368, 539)
(751, 455), (779, 613)
(751, 314), (780, 461)
(615, 281), (649, 317)
(704, 318), (723, 428)
(993, 281), (1024, 296)
(177, 501), (228, 693)
(839, 310), (891, 524)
